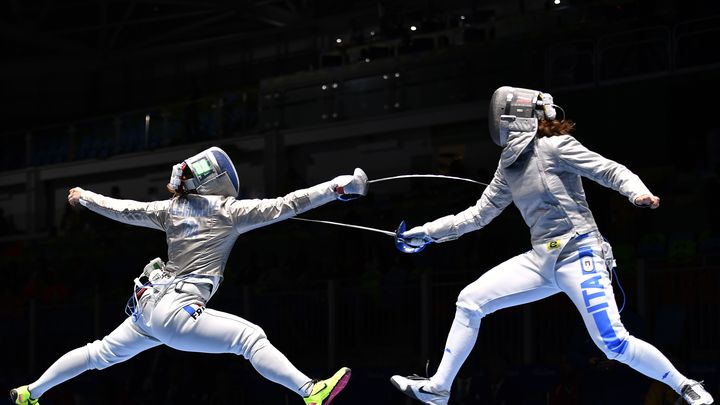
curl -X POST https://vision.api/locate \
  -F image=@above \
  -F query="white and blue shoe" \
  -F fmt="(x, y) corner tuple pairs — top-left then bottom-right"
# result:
(390, 374), (449, 405)
(681, 380), (714, 405)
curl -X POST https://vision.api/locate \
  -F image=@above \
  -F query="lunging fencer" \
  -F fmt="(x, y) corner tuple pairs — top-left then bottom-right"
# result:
(10, 147), (367, 405)
(390, 87), (714, 405)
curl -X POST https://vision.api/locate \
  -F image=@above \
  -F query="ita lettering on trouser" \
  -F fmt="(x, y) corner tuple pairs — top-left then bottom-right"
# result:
(578, 246), (628, 355)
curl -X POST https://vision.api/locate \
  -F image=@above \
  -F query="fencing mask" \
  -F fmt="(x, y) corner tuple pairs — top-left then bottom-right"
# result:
(488, 86), (557, 147)
(170, 146), (240, 197)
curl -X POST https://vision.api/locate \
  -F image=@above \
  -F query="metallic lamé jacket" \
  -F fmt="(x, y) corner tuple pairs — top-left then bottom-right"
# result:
(422, 118), (651, 245)
(79, 181), (339, 280)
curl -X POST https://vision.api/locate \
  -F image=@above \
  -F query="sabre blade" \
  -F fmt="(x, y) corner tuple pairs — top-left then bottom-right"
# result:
(291, 174), (488, 243)
(368, 174), (488, 186)
(291, 217), (396, 237)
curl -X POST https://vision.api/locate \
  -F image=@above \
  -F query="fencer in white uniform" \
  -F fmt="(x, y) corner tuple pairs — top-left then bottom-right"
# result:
(10, 147), (366, 405)
(390, 87), (714, 405)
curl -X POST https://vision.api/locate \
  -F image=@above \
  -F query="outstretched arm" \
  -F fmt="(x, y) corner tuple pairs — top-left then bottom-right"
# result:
(555, 136), (660, 209)
(229, 168), (368, 233)
(402, 164), (514, 245)
(68, 187), (170, 230)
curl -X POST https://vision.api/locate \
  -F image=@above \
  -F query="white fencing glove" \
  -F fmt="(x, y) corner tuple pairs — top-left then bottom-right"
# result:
(333, 168), (369, 201)
(400, 225), (433, 247)
(400, 215), (458, 245)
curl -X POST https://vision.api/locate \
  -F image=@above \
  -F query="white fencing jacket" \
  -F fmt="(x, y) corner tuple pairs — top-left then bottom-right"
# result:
(79, 181), (339, 280)
(421, 118), (652, 245)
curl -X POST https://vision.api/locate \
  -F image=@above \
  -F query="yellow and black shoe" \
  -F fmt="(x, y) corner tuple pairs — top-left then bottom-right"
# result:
(9, 386), (39, 405)
(303, 367), (351, 405)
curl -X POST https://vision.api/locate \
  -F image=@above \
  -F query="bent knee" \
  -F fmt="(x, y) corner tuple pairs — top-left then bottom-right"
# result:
(238, 324), (268, 360)
(455, 289), (489, 329)
(595, 334), (634, 363)
(85, 339), (128, 370)
(454, 304), (485, 329)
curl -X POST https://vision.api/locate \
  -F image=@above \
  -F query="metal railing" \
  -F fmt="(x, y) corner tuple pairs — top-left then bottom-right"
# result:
(8, 262), (718, 377)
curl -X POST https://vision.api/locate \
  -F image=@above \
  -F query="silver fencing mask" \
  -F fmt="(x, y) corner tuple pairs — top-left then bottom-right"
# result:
(179, 147), (240, 197)
(488, 86), (557, 147)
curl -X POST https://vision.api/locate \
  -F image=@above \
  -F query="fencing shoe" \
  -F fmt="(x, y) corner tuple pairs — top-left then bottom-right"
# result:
(681, 380), (714, 405)
(390, 375), (449, 405)
(303, 367), (351, 405)
(10, 386), (39, 405)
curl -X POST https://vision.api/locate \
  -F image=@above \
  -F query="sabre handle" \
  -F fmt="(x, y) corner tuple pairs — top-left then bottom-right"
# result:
(395, 221), (432, 254)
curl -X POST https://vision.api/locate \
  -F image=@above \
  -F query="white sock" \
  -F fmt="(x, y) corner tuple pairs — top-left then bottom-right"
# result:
(429, 312), (480, 392)
(249, 340), (314, 397)
(29, 346), (91, 398)
(619, 336), (687, 394)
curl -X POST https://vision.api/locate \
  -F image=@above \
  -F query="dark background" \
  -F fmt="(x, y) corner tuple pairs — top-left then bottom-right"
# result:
(1, 0), (719, 404)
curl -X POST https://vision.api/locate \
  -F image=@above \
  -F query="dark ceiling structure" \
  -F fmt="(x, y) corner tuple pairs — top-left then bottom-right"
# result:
(1, 0), (436, 60)
(2, 0), (717, 128)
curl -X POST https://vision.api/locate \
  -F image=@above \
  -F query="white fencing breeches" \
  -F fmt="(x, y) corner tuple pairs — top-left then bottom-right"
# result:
(431, 232), (688, 394)
(29, 281), (312, 399)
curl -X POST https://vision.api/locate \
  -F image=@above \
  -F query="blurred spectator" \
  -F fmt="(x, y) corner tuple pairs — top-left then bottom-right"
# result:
(0, 207), (17, 236)
(548, 355), (581, 405)
(110, 185), (121, 199)
(464, 353), (522, 405)
(41, 267), (69, 305)
(60, 203), (88, 234)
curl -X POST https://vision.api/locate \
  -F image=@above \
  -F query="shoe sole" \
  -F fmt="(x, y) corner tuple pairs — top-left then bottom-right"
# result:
(390, 377), (447, 405)
(9, 389), (19, 404)
(390, 377), (404, 392)
(322, 368), (351, 405)
(390, 377), (424, 402)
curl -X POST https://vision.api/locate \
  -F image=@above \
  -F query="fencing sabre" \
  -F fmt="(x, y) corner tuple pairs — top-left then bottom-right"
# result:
(292, 217), (422, 253)
(291, 174), (488, 253)
(368, 174), (487, 187)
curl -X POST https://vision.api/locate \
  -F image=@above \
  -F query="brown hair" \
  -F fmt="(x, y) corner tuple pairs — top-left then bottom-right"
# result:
(537, 119), (576, 138)
(166, 183), (184, 197)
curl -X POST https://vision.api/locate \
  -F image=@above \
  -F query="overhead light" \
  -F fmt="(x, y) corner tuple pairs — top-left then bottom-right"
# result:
(370, 30), (376, 36)
(394, 72), (400, 78)
(365, 58), (371, 63)
(321, 84), (327, 90)
(410, 25), (417, 31)
(332, 83), (338, 89)
(460, 15), (466, 20)
(554, 0), (560, 4)
(336, 38), (342, 44)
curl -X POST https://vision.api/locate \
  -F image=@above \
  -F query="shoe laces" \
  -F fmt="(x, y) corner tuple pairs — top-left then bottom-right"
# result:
(407, 360), (432, 381)
(681, 380), (705, 401)
(299, 379), (319, 394)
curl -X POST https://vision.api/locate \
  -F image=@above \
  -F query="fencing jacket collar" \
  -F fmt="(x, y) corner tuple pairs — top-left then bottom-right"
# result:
(500, 117), (538, 168)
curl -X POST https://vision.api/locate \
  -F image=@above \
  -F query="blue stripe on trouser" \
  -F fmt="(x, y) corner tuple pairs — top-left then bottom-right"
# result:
(183, 305), (196, 315)
(592, 309), (628, 354)
(576, 243), (627, 355)
(578, 246), (595, 274)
